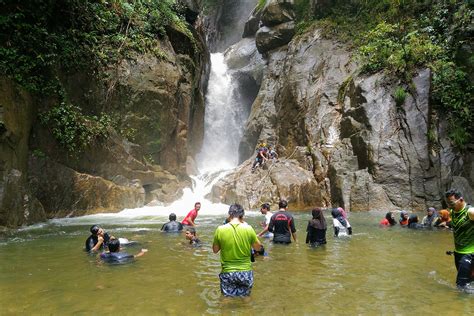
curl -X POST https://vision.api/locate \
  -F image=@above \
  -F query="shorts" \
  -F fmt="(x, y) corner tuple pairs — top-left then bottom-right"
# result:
(219, 271), (254, 297)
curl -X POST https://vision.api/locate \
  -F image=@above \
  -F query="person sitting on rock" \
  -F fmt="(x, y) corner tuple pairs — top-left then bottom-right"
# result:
(161, 213), (184, 232)
(251, 144), (268, 172)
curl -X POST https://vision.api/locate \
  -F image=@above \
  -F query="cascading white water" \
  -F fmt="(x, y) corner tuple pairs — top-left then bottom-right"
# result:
(197, 53), (246, 173)
(46, 53), (248, 225)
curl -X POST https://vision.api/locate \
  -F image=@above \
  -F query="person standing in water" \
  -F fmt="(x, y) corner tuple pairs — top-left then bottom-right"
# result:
(421, 207), (437, 227)
(185, 227), (201, 246)
(306, 208), (327, 247)
(161, 213), (183, 232)
(182, 202), (201, 226)
(100, 238), (148, 264)
(268, 200), (297, 244)
(445, 189), (474, 293)
(331, 208), (352, 237)
(257, 203), (273, 238)
(213, 204), (263, 297)
(380, 212), (397, 226)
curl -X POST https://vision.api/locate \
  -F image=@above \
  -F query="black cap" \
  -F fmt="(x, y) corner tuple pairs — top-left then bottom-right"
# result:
(90, 225), (100, 234)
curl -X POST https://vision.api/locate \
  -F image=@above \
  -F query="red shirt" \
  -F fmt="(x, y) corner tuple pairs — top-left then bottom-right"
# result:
(182, 209), (198, 225)
(380, 218), (390, 226)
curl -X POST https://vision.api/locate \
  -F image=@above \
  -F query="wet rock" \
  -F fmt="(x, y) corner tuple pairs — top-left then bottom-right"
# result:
(255, 21), (295, 54)
(210, 158), (322, 210)
(260, 0), (295, 27)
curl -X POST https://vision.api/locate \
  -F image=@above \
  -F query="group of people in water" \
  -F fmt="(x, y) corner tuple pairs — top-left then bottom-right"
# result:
(85, 189), (473, 296)
(381, 207), (452, 229)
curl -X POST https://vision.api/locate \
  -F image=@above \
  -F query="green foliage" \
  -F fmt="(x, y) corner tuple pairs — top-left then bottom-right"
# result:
(39, 102), (112, 153)
(0, 0), (191, 95)
(256, 0), (268, 12)
(432, 61), (473, 148)
(394, 87), (407, 107)
(295, 0), (473, 149)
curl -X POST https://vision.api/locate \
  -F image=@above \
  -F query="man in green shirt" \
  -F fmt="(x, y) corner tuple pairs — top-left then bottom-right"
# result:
(213, 203), (263, 297)
(445, 189), (474, 293)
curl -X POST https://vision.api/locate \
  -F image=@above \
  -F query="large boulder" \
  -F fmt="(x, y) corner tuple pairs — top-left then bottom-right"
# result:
(209, 158), (323, 210)
(29, 157), (145, 218)
(255, 21), (295, 54)
(260, 0), (295, 27)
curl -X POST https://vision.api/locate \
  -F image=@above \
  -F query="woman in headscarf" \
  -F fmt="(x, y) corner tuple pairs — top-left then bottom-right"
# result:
(434, 209), (452, 228)
(331, 208), (352, 237)
(306, 208), (327, 247)
(380, 212), (397, 226)
(399, 210), (409, 226)
(421, 207), (437, 227)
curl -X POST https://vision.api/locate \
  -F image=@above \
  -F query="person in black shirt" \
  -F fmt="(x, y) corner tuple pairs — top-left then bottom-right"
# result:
(85, 225), (110, 252)
(161, 213), (184, 232)
(268, 200), (297, 244)
(306, 208), (327, 247)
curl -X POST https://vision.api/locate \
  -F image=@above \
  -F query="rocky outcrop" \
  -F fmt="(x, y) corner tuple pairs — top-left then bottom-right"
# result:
(254, 0), (296, 54)
(0, 79), (45, 226)
(209, 157), (324, 210)
(217, 26), (473, 211)
(0, 7), (210, 227)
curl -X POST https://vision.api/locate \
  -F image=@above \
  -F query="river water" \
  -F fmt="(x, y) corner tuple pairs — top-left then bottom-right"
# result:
(0, 211), (472, 315)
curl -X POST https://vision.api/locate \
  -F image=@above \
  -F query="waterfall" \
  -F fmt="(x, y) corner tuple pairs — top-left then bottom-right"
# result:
(197, 53), (246, 173)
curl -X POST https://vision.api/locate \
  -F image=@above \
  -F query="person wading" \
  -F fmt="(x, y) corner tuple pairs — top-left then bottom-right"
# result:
(212, 204), (263, 297)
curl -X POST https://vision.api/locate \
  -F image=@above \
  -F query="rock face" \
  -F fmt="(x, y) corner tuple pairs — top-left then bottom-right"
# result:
(0, 11), (210, 227)
(254, 0), (296, 54)
(210, 157), (324, 210)
(217, 27), (473, 211)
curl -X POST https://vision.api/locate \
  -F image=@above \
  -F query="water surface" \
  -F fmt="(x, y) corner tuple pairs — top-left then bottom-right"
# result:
(0, 212), (472, 315)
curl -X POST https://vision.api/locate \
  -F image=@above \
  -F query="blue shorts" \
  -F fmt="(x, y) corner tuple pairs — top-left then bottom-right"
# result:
(219, 271), (254, 297)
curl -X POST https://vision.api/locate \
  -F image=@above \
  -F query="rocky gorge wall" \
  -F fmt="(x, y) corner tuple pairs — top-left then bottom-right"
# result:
(210, 0), (474, 212)
(0, 2), (210, 227)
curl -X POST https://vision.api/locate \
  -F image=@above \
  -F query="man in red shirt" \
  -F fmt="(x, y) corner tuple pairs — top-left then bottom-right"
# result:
(182, 202), (201, 226)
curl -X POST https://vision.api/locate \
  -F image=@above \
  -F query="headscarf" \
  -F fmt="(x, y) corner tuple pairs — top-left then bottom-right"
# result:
(338, 207), (348, 219)
(438, 209), (451, 222)
(309, 208), (327, 230)
(399, 210), (409, 225)
(424, 207), (437, 226)
(331, 208), (347, 227)
(385, 212), (396, 226)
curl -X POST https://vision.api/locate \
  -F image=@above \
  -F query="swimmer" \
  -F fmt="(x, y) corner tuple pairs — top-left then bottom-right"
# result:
(185, 227), (201, 246)
(161, 213), (184, 232)
(85, 225), (111, 252)
(380, 212), (396, 226)
(399, 210), (409, 226)
(100, 238), (148, 264)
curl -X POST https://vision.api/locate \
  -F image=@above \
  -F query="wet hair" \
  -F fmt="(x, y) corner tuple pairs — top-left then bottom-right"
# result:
(195, 202), (201, 207)
(385, 212), (396, 225)
(108, 238), (120, 253)
(228, 203), (245, 218)
(408, 214), (419, 224)
(261, 203), (270, 210)
(169, 213), (177, 221)
(186, 227), (196, 236)
(90, 225), (100, 235)
(445, 189), (462, 199)
(278, 200), (288, 209)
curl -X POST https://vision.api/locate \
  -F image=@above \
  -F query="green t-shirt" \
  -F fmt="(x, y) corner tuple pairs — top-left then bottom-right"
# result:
(450, 205), (474, 254)
(213, 222), (258, 273)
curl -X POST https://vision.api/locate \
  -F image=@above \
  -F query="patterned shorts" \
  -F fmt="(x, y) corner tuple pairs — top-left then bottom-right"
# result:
(219, 271), (254, 297)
